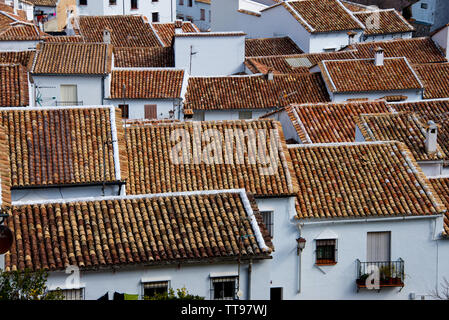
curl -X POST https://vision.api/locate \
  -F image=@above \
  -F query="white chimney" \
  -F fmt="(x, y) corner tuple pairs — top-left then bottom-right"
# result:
(347, 31), (356, 46)
(174, 19), (183, 34)
(267, 68), (274, 81)
(374, 47), (384, 66)
(425, 120), (438, 154)
(103, 28), (111, 44)
(13, 0), (18, 15)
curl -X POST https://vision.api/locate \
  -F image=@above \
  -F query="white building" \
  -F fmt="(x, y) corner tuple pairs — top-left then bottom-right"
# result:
(76, 0), (176, 23)
(0, 10), (45, 50)
(176, 0), (211, 31)
(411, 0), (449, 32)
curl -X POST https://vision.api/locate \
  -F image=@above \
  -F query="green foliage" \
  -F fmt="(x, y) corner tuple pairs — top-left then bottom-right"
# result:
(0, 269), (64, 300)
(144, 287), (204, 300)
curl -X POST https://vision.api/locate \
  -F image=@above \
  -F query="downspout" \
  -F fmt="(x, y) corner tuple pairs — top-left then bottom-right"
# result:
(247, 259), (252, 300)
(297, 223), (302, 294)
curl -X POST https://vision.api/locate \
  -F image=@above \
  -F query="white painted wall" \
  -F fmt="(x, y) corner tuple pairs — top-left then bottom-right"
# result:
(411, 0), (436, 25)
(31, 75), (105, 106)
(174, 33), (245, 76)
(263, 110), (302, 143)
(362, 32), (413, 43)
(107, 99), (181, 120)
(45, 259), (271, 300)
(297, 216), (446, 300)
(431, 25), (449, 60)
(309, 30), (363, 53)
(191, 109), (274, 121)
(331, 89), (424, 103)
(0, 40), (39, 50)
(77, 0), (176, 22)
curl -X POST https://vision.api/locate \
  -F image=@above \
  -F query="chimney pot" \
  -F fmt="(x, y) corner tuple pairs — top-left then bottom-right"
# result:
(103, 28), (111, 44)
(425, 120), (438, 154)
(267, 68), (274, 81)
(175, 19), (183, 34)
(374, 47), (384, 66)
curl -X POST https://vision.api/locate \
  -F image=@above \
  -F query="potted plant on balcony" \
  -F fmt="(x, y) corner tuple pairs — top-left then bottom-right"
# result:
(379, 265), (393, 285)
(357, 273), (370, 286)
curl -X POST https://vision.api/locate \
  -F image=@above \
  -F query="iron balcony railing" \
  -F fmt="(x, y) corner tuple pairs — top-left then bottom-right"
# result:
(356, 258), (405, 288)
(56, 101), (84, 106)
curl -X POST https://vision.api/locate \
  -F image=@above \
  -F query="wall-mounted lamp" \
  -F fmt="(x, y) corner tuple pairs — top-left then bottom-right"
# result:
(296, 237), (306, 255)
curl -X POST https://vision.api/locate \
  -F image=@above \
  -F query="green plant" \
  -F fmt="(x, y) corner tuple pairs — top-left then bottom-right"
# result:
(145, 287), (204, 300)
(379, 265), (395, 281)
(0, 269), (64, 300)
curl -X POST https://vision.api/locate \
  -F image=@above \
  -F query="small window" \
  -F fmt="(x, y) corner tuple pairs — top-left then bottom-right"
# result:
(109, 0), (116, 5)
(238, 111), (252, 120)
(119, 104), (129, 119)
(270, 287), (283, 300)
(142, 281), (169, 299)
(79, 0), (87, 5)
(200, 9), (205, 21)
(188, 0), (193, 7)
(179, 0), (184, 5)
(316, 239), (337, 265)
(131, 0), (138, 9)
(152, 12), (159, 22)
(323, 48), (336, 52)
(261, 211), (273, 238)
(210, 277), (237, 300)
(145, 104), (157, 119)
(421, 3), (428, 9)
(54, 288), (85, 300)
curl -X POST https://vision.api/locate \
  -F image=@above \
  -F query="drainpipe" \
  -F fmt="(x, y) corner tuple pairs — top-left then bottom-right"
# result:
(247, 259), (252, 300)
(296, 224), (306, 294)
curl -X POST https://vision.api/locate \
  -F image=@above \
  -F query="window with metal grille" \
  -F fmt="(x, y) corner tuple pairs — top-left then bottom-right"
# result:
(56, 288), (84, 300)
(238, 111), (252, 120)
(316, 239), (337, 265)
(210, 277), (237, 300)
(119, 104), (129, 119)
(142, 281), (169, 299)
(261, 211), (273, 238)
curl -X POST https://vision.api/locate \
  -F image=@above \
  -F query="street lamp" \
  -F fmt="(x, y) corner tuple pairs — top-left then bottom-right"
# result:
(296, 237), (306, 255)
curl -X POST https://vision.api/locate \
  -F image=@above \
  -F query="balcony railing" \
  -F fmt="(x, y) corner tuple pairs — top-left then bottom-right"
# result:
(56, 101), (84, 106)
(356, 259), (405, 291)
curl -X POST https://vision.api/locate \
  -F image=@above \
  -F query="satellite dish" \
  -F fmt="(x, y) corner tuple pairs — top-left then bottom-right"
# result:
(0, 225), (13, 254)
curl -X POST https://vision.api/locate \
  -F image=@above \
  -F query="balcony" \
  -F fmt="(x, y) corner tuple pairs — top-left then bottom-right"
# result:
(56, 101), (84, 106)
(356, 259), (405, 292)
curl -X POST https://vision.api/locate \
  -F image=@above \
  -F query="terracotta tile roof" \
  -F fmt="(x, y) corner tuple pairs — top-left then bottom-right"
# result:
(32, 42), (113, 75)
(340, 0), (369, 12)
(43, 35), (85, 43)
(0, 64), (29, 107)
(196, 0), (211, 4)
(289, 141), (446, 220)
(349, 37), (447, 64)
(355, 112), (445, 161)
(279, 0), (364, 33)
(0, 3), (28, 20)
(354, 9), (414, 35)
(0, 11), (44, 41)
(4, 190), (272, 272)
(174, 32), (246, 38)
(113, 47), (174, 68)
(110, 69), (185, 99)
(428, 177), (449, 236)
(319, 57), (423, 93)
(0, 106), (128, 188)
(75, 15), (162, 48)
(25, 0), (58, 6)
(271, 100), (392, 143)
(393, 100), (449, 161)
(245, 51), (358, 74)
(245, 37), (303, 57)
(412, 63), (449, 100)
(151, 22), (199, 46)
(0, 124), (11, 207)
(125, 119), (298, 197)
(184, 74), (329, 112)
(0, 50), (35, 70)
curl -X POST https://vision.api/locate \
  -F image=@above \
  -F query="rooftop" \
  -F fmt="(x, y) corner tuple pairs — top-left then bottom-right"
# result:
(151, 21), (200, 46)
(113, 47), (174, 68)
(319, 57), (423, 93)
(289, 141), (446, 220)
(4, 189), (273, 272)
(184, 73), (330, 112)
(245, 37), (303, 57)
(0, 63), (29, 107)
(353, 9), (414, 35)
(428, 177), (449, 236)
(412, 63), (449, 100)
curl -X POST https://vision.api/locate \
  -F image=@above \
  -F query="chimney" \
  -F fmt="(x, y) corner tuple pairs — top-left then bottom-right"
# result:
(425, 120), (438, 154)
(174, 19), (183, 34)
(103, 28), (111, 44)
(13, 0), (19, 15)
(267, 68), (274, 81)
(347, 31), (356, 46)
(374, 47), (384, 66)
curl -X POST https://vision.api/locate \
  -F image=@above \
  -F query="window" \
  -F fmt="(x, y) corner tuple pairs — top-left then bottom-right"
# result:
(79, 0), (87, 5)
(188, 0), (192, 7)
(316, 239), (337, 265)
(367, 232), (390, 262)
(54, 288), (84, 300)
(119, 104), (129, 119)
(142, 281), (169, 299)
(238, 111), (252, 119)
(421, 3), (428, 9)
(60, 84), (78, 106)
(270, 287), (283, 300)
(152, 12), (159, 22)
(177, 14), (184, 20)
(200, 9), (205, 21)
(179, 0), (184, 5)
(131, 0), (138, 9)
(144, 104), (157, 119)
(261, 211), (273, 238)
(323, 48), (336, 52)
(109, 0), (116, 5)
(210, 277), (237, 300)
